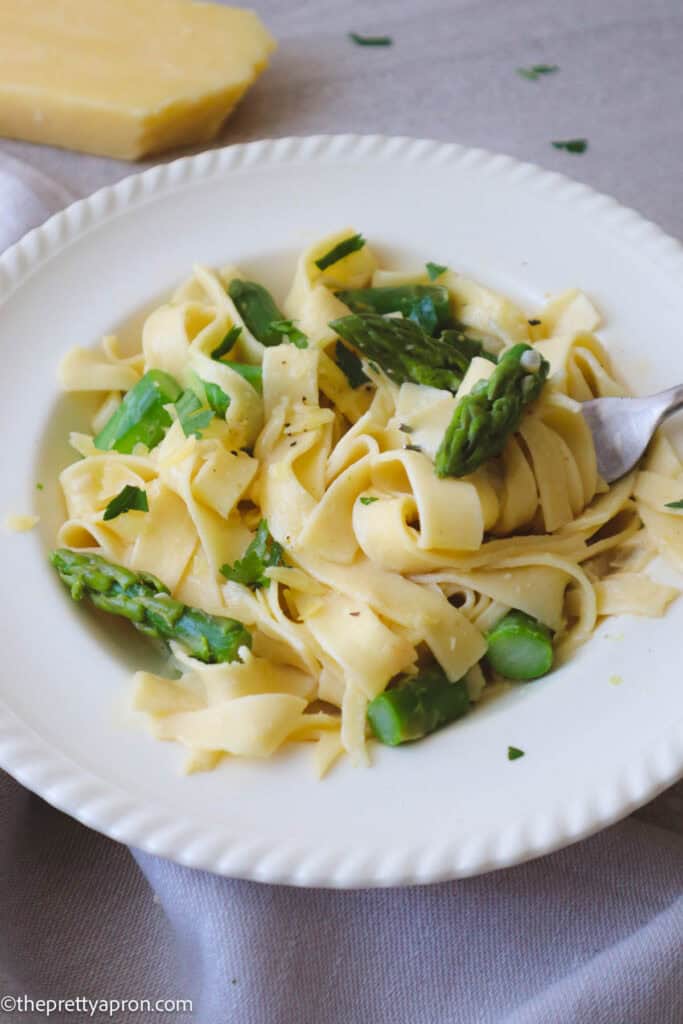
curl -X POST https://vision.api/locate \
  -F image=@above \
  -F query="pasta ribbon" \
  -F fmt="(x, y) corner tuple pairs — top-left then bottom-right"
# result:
(52, 245), (682, 775)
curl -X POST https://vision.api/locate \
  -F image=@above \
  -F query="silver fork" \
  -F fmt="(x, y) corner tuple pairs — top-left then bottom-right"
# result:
(581, 385), (683, 483)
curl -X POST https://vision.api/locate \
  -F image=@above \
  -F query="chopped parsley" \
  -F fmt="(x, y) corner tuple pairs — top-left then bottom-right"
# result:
(335, 340), (369, 388)
(224, 362), (263, 394)
(398, 423), (414, 433)
(103, 484), (148, 521)
(665, 499), (683, 509)
(315, 233), (366, 271)
(508, 745), (525, 761)
(175, 389), (214, 438)
(359, 496), (378, 506)
(186, 375), (230, 419)
(349, 32), (392, 46)
(220, 519), (283, 590)
(425, 261), (448, 281)
(204, 381), (231, 418)
(405, 444), (423, 453)
(552, 138), (588, 154)
(528, 318), (542, 326)
(211, 324), (242, 360)
(270, 319), (308, 348)
(36, 482), (44, 491)
(517, 64), (559, 81)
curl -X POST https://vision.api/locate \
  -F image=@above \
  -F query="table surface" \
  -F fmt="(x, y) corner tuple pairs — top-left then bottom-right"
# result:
(1, 2), (682, 1022)
(2, 0), (682, 238)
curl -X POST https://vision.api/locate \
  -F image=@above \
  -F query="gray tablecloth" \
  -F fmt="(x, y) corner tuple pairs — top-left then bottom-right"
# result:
(1, 2), (682, 1022)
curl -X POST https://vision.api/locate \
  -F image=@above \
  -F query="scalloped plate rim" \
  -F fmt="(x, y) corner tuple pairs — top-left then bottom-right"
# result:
(1, 133), (682, 888)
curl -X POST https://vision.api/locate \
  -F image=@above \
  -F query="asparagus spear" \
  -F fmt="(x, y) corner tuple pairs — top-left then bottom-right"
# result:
(335, 284), (452, 335)
(93, 370), (182, 454)
(434, 343), (549, 477)
(367, 667), (471, 746)
(227, 279), (286, 347)
(329, 313), (492, 392)
(51, 549), (252, 664)
(486, 610), (553, 680)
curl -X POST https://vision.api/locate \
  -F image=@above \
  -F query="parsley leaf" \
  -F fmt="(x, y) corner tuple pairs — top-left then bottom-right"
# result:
(665, 500), (683, 509)
(359, 496), (378, 506)
(508, 745), (525, 761)
(36, 482), (44, 491)
(335, 340), (369, 388)
(349, 32), (392, 46)
(270, 319), (308, 349)
(552, 138), (588, 154)
(425, 261), (448, 281)
(204, 381), (231, 418)
(517, 64), (559, 81)
(224, 362), (263, 394)
(315, 234), (366, 271)
(103, 484), (149, 521)
(186, 373), (230, 417)
(175, 390), (214, 438)
(211, 324), (242, 360)
(220, 520), (284, 590)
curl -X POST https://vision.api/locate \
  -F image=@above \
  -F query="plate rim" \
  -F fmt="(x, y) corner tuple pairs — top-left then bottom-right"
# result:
(1, 133), (683, 888)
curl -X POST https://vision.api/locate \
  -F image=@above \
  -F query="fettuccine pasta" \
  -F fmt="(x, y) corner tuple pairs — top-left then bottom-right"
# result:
(53, 231), (682, 775)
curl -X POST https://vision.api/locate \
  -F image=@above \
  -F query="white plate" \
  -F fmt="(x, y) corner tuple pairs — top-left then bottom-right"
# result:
(1, 135), (683, 888)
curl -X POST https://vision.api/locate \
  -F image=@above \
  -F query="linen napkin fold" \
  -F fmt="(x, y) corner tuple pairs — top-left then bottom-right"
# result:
(0, 155), (681, 1024)
(0, 153), (74, 250)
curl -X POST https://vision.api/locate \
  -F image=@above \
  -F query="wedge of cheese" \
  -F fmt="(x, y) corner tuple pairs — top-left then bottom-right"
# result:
(0, 0), (276, 160)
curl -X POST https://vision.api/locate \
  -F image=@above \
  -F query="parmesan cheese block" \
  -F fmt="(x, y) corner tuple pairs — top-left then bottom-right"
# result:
(0, 1), (276, 160)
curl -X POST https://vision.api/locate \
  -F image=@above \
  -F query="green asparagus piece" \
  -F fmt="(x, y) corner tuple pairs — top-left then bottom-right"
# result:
(223, 362), (263, 394)
(367, 667), (471, 746)
(329, 313), (493, 392)
(220, 520), (283, 590)
(227, 279), (286, 347)
(486, 610), (553, 681)
(434, 343), (549, 477)
(335, 340), (369, 388)
(335, 284), (453, 335)
(51, 549), (252, 664)
(93, 370), (182, 454)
